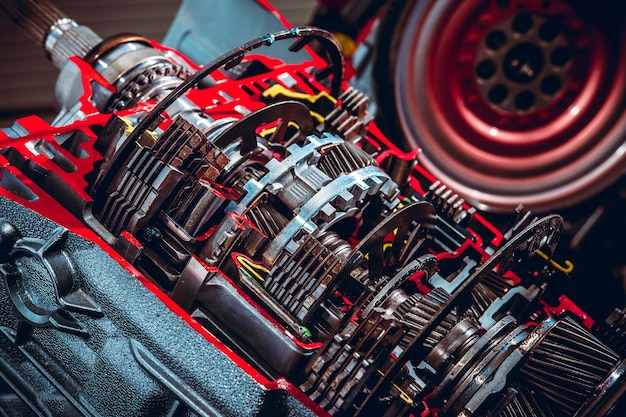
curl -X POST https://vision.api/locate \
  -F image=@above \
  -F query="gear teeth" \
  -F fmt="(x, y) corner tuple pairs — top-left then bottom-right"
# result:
(301, 311), (404, 415)
(392, 292), (425, 321)
(519, 316), (620, 416)
(496, 384), (556, 417)
(95, 148), (179, 236)
(265, 233), (345, 324)
(470, 271), (513, 318)
(324, 87), (369, 141)
(425, 180), (474, 225)
(339, 87), (369, 118)
(396, 288), (458, 350)
(246, 203), (289, 238)
(595, 307), (626, 357)
(317, 141), (375, 178)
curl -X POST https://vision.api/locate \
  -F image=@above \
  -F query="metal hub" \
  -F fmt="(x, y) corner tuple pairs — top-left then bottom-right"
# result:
(503, 43), (544, 84)
(386, 0), (626, 212)
(474, 13), (572, 114)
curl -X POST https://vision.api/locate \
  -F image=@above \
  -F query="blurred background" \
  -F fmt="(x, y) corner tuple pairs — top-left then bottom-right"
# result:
(0, 0), (317, 125)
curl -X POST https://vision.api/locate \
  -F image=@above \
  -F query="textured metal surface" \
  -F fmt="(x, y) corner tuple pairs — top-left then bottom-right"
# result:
(1, 1), (624, 415)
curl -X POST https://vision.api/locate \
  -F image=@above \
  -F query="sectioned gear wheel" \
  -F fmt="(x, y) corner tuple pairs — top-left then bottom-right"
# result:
(373, 0), (626, 213)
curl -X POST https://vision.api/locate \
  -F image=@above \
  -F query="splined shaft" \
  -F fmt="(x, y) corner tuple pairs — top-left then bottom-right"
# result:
(0, 0), (65, 46)
(0, 0), (101, 68)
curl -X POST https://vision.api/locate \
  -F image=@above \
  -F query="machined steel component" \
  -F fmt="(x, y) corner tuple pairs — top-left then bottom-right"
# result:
(0, 0), (102, 69)
(0, 1), (624, 416)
